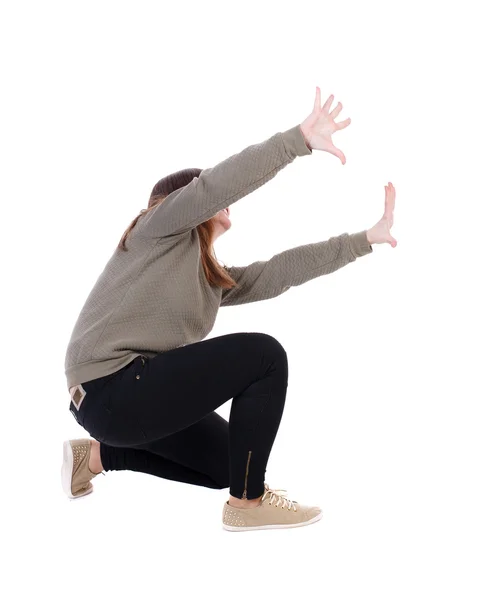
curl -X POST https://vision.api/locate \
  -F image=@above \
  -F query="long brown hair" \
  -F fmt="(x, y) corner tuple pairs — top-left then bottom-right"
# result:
(118, 168), (238, 291)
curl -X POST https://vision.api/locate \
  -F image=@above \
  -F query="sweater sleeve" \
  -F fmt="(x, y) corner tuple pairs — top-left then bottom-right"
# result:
(220, 230), (372, 307)
(138, 124), (312, 238)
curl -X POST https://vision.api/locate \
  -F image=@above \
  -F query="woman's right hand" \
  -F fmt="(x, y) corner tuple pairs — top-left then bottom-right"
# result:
(300, 86), (351, 164)
(366, 183), (398, 248)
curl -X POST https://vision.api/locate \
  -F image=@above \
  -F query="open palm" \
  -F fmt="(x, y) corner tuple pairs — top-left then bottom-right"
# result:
(367, 183), (397, 247)
(300, 87), (351, 164)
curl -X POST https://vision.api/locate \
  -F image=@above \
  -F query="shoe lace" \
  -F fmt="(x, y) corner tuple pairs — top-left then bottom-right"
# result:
(261, 483), (297, 512)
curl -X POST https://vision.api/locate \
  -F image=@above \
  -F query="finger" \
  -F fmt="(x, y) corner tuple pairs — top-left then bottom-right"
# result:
(389, 186), (395, 213)
(384, 185), (395, 219)
(322, 94), (335, 113)
(314, 87), (321, 112)
(388, 181), (396, 202)
(384, 196), (392, 219)
(329, 102), (343, 120)
(335, 117), (351, 130)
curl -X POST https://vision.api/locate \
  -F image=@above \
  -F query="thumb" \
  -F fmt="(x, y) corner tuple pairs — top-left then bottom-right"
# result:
(319, 139), (345, 164)
(327, 145), (346, 165)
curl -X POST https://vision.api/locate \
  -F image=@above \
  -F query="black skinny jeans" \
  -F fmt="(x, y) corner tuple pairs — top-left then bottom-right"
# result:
(68, 333), (288, 499)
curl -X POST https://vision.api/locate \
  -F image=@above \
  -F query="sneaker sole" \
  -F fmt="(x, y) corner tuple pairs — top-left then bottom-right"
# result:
(222, 510), (323, 532)
(61, 440), (94, 500)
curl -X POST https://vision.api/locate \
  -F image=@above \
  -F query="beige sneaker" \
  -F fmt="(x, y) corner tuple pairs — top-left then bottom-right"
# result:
(61, 438), (105, 499)
(222, 483), (323, 532)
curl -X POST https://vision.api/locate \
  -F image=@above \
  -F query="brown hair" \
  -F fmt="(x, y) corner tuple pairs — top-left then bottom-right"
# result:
(118, 168), (238, 291)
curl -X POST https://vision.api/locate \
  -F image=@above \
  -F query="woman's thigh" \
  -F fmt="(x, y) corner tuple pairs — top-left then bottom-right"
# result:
(132, 410), (230, 488)
(97, 332), (285, 446)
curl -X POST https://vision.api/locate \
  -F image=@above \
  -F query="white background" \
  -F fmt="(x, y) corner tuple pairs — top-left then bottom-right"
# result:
(2, 0), (499, 598)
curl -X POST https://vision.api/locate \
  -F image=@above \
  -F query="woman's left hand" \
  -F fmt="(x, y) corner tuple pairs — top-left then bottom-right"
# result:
(366, 183), (398, 248)
(300, 87), (351, 164)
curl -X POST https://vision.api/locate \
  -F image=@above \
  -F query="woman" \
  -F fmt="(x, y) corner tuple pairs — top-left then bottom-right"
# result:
(62, 87), (397, 532)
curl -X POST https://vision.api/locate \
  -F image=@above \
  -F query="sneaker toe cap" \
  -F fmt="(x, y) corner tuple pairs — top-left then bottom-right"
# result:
(305, 505), (323, 520)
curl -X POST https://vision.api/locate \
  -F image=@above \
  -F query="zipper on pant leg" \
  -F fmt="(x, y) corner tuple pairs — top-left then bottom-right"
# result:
(241, 450), (252, 499)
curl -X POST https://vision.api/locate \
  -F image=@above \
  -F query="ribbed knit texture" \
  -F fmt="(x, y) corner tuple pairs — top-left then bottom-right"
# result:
(64, 124), (373, 392)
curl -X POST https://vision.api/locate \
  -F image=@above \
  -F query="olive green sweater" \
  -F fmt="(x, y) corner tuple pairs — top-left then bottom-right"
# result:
(64, 124), (373, 392)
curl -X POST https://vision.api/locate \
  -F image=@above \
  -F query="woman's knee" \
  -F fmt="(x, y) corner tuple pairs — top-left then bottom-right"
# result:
(243, 332), (288, 378)
(245, 332), (288, 365)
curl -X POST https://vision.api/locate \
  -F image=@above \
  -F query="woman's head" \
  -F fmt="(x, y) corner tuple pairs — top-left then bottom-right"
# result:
(150, 167), (201, 198)
(118, 169), (237, 290)
(149, 169), (232, 241)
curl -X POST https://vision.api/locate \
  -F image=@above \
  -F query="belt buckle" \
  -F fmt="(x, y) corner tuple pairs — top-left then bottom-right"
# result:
(70, 384), (87, 411)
